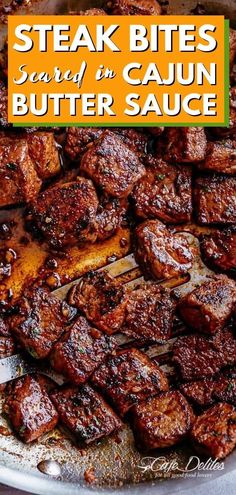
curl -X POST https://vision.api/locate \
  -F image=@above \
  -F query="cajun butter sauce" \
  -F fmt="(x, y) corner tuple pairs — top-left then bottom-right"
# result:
(0, 206), (130, 304)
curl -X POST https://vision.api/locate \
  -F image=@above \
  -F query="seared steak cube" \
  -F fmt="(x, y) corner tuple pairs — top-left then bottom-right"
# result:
(200, 227), (236, 276)
(131, 391), (195, 451)
(68, 270), (126, 335)
(132, 157), (192, 223)
(199, 139), (236, 175)
(92, 348), (169, 417)
(181, 372), (236, 408)
(0, 83), (8, 128)
(0, 317), (11, 337)
(179, 275), (236, 334)
(161, 128), (207, 163)
(31, 179), (99, 249)
(135, 220), (193, 280)
(27, 132), (61, 180)
(180, 377), (216, 407)
(10, 287), (72, 359)
(50, 316), (116, 385)
(230, 29), (236, 80)
(194, 175), (236, 225)
(190, 403), (236, 459)
(0, 134), (42, 207)
(80, 130), (145, 198)
(110, 0), (162, 15)
(4, 375), (58, 443)
(51, 384), (122, 446)
(96, 197), (128, 241)
(229, 87), (236, 133)
(0, 336), (15, 359)
(173, 328), (236, 381)
(113, 128), (148, 157)
(65, 127), (103, 161)
(122, 283), (175, 343)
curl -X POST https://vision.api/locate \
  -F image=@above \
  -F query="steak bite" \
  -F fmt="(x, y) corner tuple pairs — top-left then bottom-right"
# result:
(80, 130), (145, 198)
(131, 157), (192, 223)
(135, 220), (193, 280)
(0, 317), (11, 337)
(229, 87), (236, 133)
(92, 348), (169, 417)
(50, 384), (122, 446)
(190, 403), (236, 459)
(65, 127), (103, 161)
(161, 127), (207, 163)
(96, 197), (128, 241)
(180, 377), (216, 407)
(110, 0), (162, 15)
(0, 134), (42, 207)
(0, 336), (15, 358)
(181, 370), (236, 408)
(122, 283), (175, 343)
(68, 270), (127, 335)
(0, 82), (8, 127)
(4, 375), (58, 443)
(173, 328), (236, 381)
(230, 29), (236, 80)
(199, 139), (236, 175)
(131, 391), (195, 451)
(50, 316), (116, 385)
(200, 227), (236, 276)
(27, 132), (61, 180)
(178, 275), (236, 335)
(30, 179), (99, 249)
(194, 175), (236, 225)
(10, 287), (73, 359)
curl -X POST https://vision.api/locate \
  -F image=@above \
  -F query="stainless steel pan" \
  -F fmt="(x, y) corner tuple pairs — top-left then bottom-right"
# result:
(0, 0), (235, 493)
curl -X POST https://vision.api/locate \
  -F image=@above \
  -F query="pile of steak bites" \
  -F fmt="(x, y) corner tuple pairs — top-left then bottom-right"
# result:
(0, 0), (236, 462)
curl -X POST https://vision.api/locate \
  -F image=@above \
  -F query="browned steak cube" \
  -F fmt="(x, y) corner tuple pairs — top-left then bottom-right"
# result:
(178, 275), (236, 334)
(213, 369), (236, 405)
(0, 317), (11, 337)
(131, 157), (192, 223)
(194, 175), (236, 225)
(68, 270), (127, 335)
(0, 133), (42, 207)
(161, 128), (207, 163)
(173, 328), (236, 381)
(122, 283), (175, 343)
(4, 375), (58, 443)
(0, 83), (8, 127)
(131, 391), (195, 451)
(113, 128), (148, 157)
(110, 0), (162, 15)
(65, 127), (103, 161)
(0, 336), (15, 359)
(229, 87), (236, 133)
(200, 227), (236, 276)
(80, 130), (145, 198)
(27, 132), (61, 180)
(10, 287), (72, 359)
(92, 348), (169, 417)
(230, 29), (236, 80)
(50, 316), (116, 385)
(50, 384), (122, 446)
(135, 220), (193, 280)
(180, 377), (216, 407)
(190, 403), (236, 459)
(30, 179), (99, 248)
(96, 197), (128, 241)
(199, 140), (236, 175)
(181, 371), (236, 408)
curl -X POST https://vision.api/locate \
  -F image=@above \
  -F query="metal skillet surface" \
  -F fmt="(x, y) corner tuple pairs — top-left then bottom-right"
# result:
(0, 0), (236, 494)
